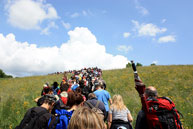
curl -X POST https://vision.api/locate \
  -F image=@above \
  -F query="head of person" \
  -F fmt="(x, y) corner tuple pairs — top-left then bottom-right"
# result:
(67, 91), (84, 108)
(88, 93), (97, 100)
(60, 83), (69, 92)
(52, 81), (59, 89)
(43, 86), (53, 95)
(111, 94), (126, 110)
(144, 86), (158, 98)
(68, 106), (105, 129)
(95, 81), (104, 90)
(42, 94), (56, 110)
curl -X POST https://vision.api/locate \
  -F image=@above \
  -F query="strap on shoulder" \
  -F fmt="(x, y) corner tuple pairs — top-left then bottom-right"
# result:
(95, 101), (100, 108)
(84, 101), (94, 109)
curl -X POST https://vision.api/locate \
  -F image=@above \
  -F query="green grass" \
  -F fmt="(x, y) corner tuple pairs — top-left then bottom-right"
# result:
(0, 65), (193, 129)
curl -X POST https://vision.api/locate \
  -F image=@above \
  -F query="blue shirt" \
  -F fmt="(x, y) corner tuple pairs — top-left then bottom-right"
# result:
(94, 89), (111, 111)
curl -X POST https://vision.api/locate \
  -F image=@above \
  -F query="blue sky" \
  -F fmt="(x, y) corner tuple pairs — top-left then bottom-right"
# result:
(0, 0), (192, 76)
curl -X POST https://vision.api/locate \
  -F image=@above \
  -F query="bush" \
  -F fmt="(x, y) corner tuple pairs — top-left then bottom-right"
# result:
(151, 63), (156, 66)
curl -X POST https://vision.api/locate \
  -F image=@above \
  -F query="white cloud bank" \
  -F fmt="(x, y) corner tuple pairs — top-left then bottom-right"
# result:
(0, 27), (129, 77)
(5, 0), (59, 30)
(132, 20), (167, 37)
(158, 35), (176, 43)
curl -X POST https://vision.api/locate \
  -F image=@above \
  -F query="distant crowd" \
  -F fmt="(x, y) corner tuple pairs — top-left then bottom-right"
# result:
(15, 67), (183, 129)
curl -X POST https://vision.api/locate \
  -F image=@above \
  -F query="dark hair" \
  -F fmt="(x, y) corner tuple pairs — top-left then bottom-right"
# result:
(75, 87), (82, 94)
(43, 87), (52, 94)
(67, 91), (84, 108)
(53, 81), (59, 89)
(145, 88), (158, 98)
(43, 94), (56, 105)
(60, 83), (69, 92)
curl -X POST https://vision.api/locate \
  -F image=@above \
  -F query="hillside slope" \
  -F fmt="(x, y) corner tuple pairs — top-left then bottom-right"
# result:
(0, 65), (192, 129)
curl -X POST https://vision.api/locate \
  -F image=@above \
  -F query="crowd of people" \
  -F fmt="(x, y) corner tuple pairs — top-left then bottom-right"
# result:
(15, 67), (183, 129)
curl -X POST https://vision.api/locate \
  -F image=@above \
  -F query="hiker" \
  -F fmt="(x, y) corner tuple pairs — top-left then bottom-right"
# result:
(51, 83), (69, 114)
(52, 81), (59, 95)
(84, 93), (106, 121)
(94, 81), (112, 121)
(108, 94), (133, 129)
(15, 94), (56, 129)
(68, 106), (106, 129)
(41, 82), (50, 96)
(48, 91), (84, 129)
(130, 60), (183, 129)
(135, 86), (183, 129)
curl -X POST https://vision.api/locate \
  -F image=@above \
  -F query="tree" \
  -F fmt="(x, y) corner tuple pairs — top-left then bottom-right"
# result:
(136, 62), (143, 67)
(0, 69), (13, 78)
(126, 62), (132, 68)
(151, 63), (156, 66)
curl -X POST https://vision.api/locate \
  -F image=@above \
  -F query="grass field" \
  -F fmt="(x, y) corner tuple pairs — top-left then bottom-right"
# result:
(0, 65), (193, 129)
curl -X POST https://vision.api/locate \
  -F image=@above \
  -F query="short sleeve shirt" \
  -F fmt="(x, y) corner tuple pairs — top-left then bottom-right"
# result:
(94, 89), (111, 111)
(109, 107), (130, 122)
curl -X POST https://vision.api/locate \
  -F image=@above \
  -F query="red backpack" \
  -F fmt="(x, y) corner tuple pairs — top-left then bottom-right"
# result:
(145, 97), (183, 129)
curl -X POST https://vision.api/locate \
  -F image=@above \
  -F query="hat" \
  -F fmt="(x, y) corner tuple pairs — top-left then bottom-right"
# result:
(43, 94), (57, 102)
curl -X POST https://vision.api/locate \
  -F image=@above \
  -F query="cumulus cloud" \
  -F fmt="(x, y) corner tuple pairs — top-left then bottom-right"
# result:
(5, 0), (58, 30)
(117, 45), (133, 53)
(0, 27), (129, 77)
(41, 21), (58, 35)
(158, 35), (176, 43)
(123, 32), (131, 38)
(61, 21), (71, 30)
(132, 20), (167, 37)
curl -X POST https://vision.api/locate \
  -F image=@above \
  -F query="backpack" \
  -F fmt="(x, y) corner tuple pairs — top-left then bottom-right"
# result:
(48, 109), (73, 129)
(15, 107), (50, 129)
(84, 101), (104, 121)
(145, 97), (183, 129)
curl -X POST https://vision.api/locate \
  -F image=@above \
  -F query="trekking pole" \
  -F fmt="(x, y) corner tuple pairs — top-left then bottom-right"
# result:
(131, 60), (141, 81)
(131, 60), (148, 111)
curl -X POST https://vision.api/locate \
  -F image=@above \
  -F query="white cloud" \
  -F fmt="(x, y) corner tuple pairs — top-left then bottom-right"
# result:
(158, 35), (176, 43)
(132, 20), (167, 37)
(61, 21), (71, 30)
(161, 19), (167, 23)
(41, 21), (58, 35)
(123, 32), (131, 38)
(5, 0), (59, 30)
(134, 0), (149, 16)
(0, 27), (129, 77)
(70, 12), (80, 18)
(152, 60), (158, 65)
(117, 45), (133, 53)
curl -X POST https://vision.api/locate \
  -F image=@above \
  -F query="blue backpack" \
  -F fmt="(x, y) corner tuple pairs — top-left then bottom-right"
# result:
(47, 109), (73, 129)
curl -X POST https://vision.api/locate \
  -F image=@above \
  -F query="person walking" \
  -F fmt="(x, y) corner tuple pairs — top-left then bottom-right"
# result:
(108, 94), (133, 129)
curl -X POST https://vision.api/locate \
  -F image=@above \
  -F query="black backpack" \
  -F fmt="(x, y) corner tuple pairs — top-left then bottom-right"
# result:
(15, 107), (50, 129)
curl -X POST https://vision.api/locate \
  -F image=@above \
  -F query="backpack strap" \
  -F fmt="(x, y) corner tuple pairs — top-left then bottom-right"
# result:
(95, 101), (100, 108)
(84, 101), (95, 109)
(48, 115), (60, 129)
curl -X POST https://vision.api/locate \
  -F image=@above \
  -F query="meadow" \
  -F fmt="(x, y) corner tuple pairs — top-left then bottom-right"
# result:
(0, 65), (193, 129)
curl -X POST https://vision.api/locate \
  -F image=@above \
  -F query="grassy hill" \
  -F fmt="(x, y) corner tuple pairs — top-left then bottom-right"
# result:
(0, 65), (193, 129)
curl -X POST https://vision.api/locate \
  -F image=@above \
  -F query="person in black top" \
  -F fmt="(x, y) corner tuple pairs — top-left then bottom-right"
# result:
(15, 94), (56, 129)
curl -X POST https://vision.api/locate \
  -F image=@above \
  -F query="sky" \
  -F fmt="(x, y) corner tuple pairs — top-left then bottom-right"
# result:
(0, 0), (193, 77)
